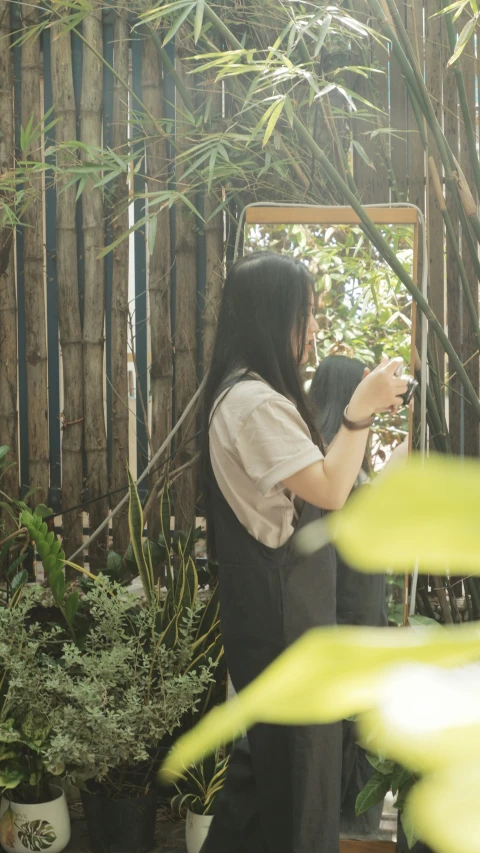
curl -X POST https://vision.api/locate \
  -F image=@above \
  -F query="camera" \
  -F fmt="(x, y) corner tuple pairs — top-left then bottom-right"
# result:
(394, 363), (418, 406)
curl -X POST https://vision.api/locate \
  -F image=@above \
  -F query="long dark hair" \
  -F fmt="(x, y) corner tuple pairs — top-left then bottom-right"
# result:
(310, 354), (371, 473)
(201, 251), (319, 558)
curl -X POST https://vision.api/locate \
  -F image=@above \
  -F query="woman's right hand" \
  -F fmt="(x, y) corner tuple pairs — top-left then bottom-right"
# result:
(346, 356), (409, 421)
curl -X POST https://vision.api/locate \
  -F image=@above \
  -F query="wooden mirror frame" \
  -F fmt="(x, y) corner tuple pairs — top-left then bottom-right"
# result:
(242, 204), (421, 853)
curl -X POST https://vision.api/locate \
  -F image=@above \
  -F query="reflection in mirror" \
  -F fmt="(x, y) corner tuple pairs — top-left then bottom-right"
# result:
(245, 216), (416, 845)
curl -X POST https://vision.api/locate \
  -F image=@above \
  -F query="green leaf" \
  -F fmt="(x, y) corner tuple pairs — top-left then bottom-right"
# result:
(392, 764), (414, 797)
(161, 621), (480, 781)
(163, 3), (196, 46)
(0, 445), (10, 462)
(352, 139), (376, 170)
(408, 615), (442, 630)
(127, 468), (154, 603)
(314, 14), (332, 57)
(11, 569), (28, 592)
(366, 754), (395, 775)
(194, 0), (205, 43)
(65, 590), (80, 624)
(43, 554), (59, 574)
(106, 550), (124, 574)
(284, 94), (294, 128)
(160, 483), (172, 576)
(355, 771), (391, 816)
(447, 16), (476, 67)
(400, 810), (419, 849)
(37, 542), (50, 561)
(263, 99), (285, 147)
(48, 568), (65, 602)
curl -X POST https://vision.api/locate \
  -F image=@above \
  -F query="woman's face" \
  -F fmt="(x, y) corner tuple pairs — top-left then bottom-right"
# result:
(298, 295), (319, 364)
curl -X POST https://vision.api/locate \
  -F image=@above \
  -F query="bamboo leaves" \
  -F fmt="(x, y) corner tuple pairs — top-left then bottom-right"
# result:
(447, 15), (477, 66)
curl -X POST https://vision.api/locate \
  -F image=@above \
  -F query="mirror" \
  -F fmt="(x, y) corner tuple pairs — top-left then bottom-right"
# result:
(243, 204), (419, 849)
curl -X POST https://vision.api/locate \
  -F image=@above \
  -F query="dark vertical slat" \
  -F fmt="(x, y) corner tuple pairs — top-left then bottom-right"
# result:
(196, 193), (206, 383)
(12, 20), (29, 496)
(103, 10), (114, 480)
(43, 29), (61, 511)
(131, 33), (149, 484)
(459, 29), (479, 457)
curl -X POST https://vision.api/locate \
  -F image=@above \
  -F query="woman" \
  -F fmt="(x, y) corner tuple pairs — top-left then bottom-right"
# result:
(310, 354), (403, 838)
(200, 252), (407, 853)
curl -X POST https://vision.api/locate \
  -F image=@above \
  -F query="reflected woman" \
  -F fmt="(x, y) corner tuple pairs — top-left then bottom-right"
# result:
(310, 354), (406, 837)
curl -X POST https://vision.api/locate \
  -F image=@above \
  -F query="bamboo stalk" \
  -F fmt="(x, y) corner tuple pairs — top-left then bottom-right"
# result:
(459, 34), (479, 458)
(80, 1), (109, 570)
(110, 5), (130, 555)
(142, 31), (173, 545)
(21, 0), (49, 505)
(174, 32), (198, 534)
(51, 20), (84, 564)
(0, 0), (18, 499)
(441, 0), (480, 200)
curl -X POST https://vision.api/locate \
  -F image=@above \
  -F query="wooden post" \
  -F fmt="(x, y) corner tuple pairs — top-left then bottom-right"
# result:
(202, 72), (224, 369)
(389, 1), (407, 199)
(110, 6), (130, 554)
(21, 0), (49, 505)
(174, 34), (198, 534)
(50, 24), (84, 562)
(80, 2), (109, 569)
(141, 33), (173, 544)
(0, 0), (18, 499)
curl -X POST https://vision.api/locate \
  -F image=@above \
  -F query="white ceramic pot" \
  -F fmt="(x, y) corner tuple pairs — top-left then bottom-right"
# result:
(185, 809), (213, 853)
(0, 785), (71, 853)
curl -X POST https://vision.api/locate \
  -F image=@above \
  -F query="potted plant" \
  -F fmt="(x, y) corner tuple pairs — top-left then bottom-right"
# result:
(15, 479), (222, 853)
(0, 712), (70, 853)
(171, 747), (231, 853)
(356, 755), (433, 852)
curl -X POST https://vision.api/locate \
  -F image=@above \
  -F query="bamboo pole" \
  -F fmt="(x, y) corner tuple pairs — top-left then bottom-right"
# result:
(141, 31), (173, 544)
(0, 0), (18, 499)
(50, 22), (84, 563)
(110, 6), (130, 554)
(21, 0), (49, 504)
(459, 30), (479, 457)
(174, 32), (198, 534)
(80, 1), (109, 570)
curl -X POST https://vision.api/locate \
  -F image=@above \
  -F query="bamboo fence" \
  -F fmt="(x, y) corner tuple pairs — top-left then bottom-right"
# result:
(0, 0), (478, 572)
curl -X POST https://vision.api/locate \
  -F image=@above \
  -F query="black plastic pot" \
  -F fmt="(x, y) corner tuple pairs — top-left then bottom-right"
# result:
(81, 788), (157, 853)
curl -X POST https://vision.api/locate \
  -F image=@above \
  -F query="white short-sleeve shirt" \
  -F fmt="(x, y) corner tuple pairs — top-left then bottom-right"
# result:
(209, 377), (323, 548)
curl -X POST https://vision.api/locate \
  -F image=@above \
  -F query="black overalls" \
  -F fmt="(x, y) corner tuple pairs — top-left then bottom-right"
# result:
(202, 378), (342, 853)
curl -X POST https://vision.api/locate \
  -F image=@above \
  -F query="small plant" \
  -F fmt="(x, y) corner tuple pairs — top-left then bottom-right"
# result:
(171, 748), (231, 817)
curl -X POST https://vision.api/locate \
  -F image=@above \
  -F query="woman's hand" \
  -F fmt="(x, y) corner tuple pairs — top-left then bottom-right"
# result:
(346, 357), (408, 422)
